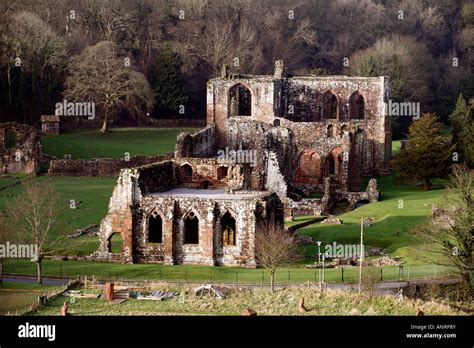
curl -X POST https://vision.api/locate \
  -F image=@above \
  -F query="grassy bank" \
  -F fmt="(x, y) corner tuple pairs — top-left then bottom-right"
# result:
(0, 282), (62, 315)
(31, 286), (465, 316)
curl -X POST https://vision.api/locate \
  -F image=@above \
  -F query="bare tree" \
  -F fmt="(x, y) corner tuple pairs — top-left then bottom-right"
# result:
(412, 165), (473, 288)
(361, 267), (380, 298)
(63, 40), (154, 133)
(255, 223), (300, 292)
(0, 11), (66, 107)
(7, 179), (64, 284)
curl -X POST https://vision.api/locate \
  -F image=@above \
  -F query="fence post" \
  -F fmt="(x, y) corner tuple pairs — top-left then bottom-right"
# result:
(380, 267), (383, 281)
(261, 271), (264, 288)
(341, 267), (344, 283)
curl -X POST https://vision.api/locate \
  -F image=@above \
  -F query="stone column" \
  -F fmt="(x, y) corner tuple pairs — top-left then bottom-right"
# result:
(163, 212), (174, 265)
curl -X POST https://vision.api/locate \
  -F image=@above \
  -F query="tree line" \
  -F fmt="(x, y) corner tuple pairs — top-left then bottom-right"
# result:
(0, 0), (472, 137)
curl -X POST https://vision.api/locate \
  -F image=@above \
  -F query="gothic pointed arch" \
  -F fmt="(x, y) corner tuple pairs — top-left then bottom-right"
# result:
(228, 83), (252, 116)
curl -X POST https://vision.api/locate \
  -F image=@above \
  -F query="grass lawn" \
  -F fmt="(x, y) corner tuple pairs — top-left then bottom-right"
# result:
(2, 258), (450, 284)
(296, 174), (448, 265)
(0, 176), (117, 255)
(0, 174), (31, 189)
(41, 127), (197, 160)
(0, 282), (61, 315)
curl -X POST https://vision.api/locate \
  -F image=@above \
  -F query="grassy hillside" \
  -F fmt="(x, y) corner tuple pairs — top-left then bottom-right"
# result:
(0, 176), (117, 255)
(296, 174), (448, 265)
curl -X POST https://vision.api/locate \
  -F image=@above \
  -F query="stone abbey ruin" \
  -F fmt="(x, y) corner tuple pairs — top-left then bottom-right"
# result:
(94, 61), (391, 267)
(0, 122), (42, 174)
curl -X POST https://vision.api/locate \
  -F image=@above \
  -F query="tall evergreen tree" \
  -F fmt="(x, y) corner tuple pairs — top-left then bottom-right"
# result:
(395, 113), (454, 190)
(148, 44), (187, 118)
(450, 94), (474, 167)
(450, 94), (469, 152)
(459, 105), (474, 167)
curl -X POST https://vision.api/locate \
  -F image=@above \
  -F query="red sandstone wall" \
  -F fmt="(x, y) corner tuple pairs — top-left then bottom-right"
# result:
(48, 154), (173, 176)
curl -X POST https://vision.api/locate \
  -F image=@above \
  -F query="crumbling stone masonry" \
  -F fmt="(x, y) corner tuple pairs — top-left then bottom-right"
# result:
(95, 60), (390, 266)
(48, 154), (173, 176)
(0, 122), (41, 174)
(94, 159), (283, 266)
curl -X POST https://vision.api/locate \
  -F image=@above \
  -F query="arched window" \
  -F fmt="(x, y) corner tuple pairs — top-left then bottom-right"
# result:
(327, 124), (333, 137)
(349, 91), (365, 120)
(221, 212), (236, 246)
(323, 91), (338, 120)
(229, 84), (252, 116)
(339, 124), (348, 137)
(295, 149), (322, 185)
(328, 148), (343, 175)
(181, 164), (192, 178)
(148, 214), (163, 243)
(4, 129), (17, 149)
(217, 166), (228, 180)
(107, 233), (123, 253)
(184, 211), (199, 244)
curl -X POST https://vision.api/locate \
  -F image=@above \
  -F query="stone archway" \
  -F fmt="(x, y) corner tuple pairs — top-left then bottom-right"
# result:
(349, 91), (365, 120)
(327, 147), (343, 176)
(295, 149), (322, 185)
(322, 91), (338, 120)
(183, 211), (199, 244)
(148, 213), (163, 243)
(221, 211), (236, 246)
(107, 232), (123, 253)
(229, 84), (252, 116)
(4, 128), (17, 149)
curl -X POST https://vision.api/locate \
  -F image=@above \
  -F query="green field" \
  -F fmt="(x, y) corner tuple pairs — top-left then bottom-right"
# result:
(41, 128), (197, 160)
(2, 259), (450, 284)
(0, 176), (117, 255)
(296, 175), (448, 266)
(0, 282), (61, 315)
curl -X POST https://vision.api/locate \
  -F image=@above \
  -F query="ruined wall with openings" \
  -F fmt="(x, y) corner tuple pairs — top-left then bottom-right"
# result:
(133, 192), (283, 267)
(282, 76), (391, 176)
(0, 122), (41, 174)
(94, 156), (284, 266)
(207, 76), (281, 148)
